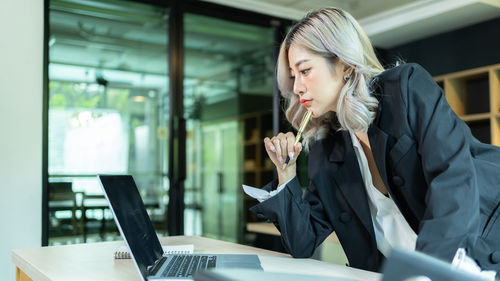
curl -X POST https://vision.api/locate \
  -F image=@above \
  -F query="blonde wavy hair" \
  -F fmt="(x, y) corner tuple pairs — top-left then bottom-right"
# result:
(277, 7), (384, 149)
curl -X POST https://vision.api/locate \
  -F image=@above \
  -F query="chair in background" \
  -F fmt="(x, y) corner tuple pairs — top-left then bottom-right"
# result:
(80, 193), (115, 242)
(48, 182), (83, 238)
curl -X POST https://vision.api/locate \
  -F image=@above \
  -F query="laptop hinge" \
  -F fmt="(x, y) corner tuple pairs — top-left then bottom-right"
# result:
(148, 257), (167, 276)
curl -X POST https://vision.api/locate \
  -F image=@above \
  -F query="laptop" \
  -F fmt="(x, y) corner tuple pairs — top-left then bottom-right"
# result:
(381, 248), (489, 281)
(98, 175), (262, 281)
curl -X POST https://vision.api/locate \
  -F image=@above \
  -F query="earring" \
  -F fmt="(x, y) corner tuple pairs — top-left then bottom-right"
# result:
(343, 73), (351, 82)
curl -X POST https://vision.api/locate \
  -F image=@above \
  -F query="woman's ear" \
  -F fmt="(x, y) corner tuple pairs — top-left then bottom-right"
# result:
(340, 62), (353, 82)
(342, 63), (353, 76)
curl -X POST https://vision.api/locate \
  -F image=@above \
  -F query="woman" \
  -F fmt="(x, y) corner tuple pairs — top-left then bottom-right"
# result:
(249, 7), (500, 274)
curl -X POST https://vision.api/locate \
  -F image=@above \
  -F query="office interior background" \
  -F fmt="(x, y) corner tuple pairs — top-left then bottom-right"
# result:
(1, 0), (500, 279)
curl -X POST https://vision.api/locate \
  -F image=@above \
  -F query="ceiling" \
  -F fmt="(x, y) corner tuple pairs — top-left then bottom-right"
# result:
(203, 0), (500, 48)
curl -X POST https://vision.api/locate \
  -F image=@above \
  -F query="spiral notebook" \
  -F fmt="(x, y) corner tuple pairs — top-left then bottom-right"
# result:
(114, 244), (194, 259)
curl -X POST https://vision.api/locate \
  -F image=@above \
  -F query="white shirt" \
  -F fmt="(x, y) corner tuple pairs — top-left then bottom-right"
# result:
(348, 131), (417, 257)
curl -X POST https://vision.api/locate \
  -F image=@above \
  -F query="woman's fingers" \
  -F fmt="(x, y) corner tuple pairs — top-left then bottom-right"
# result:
(285, 132), (296, 161)
(264, 132), (303, 170)
(264, 137), (278, 164)
(274, 137), (284, 164)
(294, 142), (302, 160)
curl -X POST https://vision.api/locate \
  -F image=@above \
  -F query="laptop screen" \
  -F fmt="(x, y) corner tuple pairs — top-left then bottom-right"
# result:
(99, 175), (163, 280)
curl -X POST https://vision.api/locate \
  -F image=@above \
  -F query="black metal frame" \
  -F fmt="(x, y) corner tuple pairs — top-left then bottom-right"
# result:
(167, 0), (186, 236)
(42, 0), (50, 246)
(42, 0), (294, 243)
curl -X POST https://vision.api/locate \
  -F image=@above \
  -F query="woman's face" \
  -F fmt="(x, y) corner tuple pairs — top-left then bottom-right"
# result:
(288, 44), (348, 117)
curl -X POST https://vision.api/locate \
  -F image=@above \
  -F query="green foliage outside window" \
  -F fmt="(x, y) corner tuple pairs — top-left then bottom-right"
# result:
(49, 81), (130, 111)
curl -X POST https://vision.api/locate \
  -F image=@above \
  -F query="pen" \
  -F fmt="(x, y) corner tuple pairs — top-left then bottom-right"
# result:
(285, 110), (312, 164)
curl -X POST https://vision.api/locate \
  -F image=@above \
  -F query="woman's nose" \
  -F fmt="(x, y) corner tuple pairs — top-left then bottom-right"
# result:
(293, 78), (306, 96)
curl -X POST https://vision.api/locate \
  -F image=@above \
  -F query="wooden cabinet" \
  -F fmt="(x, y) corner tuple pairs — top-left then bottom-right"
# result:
(241, 112), (274, 187)
(434, 63), (500, 146)
(240, 111), (274, 223)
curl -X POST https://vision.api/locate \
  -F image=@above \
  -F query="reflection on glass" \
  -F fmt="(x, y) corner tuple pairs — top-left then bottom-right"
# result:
(183, 13), (274, 242)
(48, 0), (169, 245)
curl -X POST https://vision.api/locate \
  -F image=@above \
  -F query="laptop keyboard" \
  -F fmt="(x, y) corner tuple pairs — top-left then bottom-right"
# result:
(161, 255), (217, 278)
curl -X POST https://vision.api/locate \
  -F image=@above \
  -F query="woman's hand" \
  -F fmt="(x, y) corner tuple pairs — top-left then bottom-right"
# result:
(264, 132), (303, 186)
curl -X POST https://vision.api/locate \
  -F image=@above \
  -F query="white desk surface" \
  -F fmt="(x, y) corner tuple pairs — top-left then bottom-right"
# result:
(12, 235), (380, 281)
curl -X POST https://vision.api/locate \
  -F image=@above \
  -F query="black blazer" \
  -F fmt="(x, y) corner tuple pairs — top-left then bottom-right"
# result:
(250, 63), (500, 272)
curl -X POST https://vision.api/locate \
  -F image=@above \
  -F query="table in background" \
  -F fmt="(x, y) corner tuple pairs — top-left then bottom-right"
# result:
(247, 222), (340, 243)
(247, 222), (349, 266)
(12, 236), (380, 281)
(48, 193), (161, 242)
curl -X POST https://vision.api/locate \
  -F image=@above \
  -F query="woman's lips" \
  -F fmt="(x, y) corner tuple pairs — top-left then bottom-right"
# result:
(300, 99), (312, 107)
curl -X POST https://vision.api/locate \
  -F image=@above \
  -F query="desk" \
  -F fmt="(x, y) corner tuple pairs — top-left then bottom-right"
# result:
(12, 236), (380, 281)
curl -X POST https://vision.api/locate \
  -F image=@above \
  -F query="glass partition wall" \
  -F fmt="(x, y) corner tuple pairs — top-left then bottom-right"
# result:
(46, 0), (284, 246)
(183, 14), (274, 242)
(48, 0), (169, 245)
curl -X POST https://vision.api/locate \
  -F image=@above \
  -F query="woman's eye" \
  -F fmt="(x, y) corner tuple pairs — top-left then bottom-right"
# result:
(289, 76), (295, 80)
(300, 68), (311, 75)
